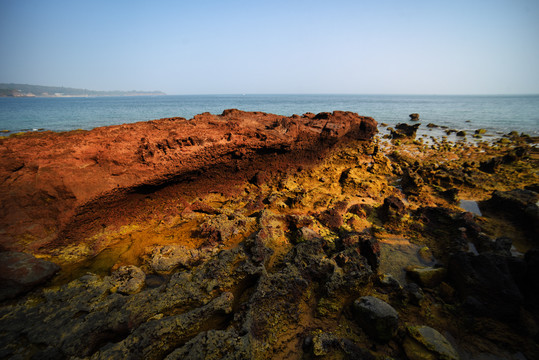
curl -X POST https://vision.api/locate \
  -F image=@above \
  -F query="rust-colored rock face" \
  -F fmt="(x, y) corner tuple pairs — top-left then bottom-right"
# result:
(0, 110), (377, 252)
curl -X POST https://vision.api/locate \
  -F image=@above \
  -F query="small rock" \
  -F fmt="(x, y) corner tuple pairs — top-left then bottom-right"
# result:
(403, 325), (459, 360)
(0, 251), (60, 300)
(456, 130), (467, 137)
(475, 128), (487, 135)
(392, 123), (420, 139)
(406, 266), (446, 288)
(317, 208), (343, 230)
(409, 113), (420, 121)
(353, 296), (399, 342)
(441, 188), (459, 204)
(418, 246), (435, 264)
(312, 332), (338, 356)
(405, 282), (424, 305)
(251, 171), (269, 186)
(479, 156), (503, 173)
(111, 265), (146, 295)
(378, 195), (406, 222)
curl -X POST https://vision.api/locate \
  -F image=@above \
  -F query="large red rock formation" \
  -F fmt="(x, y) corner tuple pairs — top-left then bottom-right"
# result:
(0, 110), (377, 252)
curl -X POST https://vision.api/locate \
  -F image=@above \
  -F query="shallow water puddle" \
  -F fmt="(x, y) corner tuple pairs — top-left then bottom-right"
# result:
(378, 235), (435, 284)
(459, 200), (482, 216)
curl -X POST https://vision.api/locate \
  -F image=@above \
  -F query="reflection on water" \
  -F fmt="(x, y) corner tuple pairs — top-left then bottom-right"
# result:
(378, 236), (435, 284)
(459, 200), (482, 216)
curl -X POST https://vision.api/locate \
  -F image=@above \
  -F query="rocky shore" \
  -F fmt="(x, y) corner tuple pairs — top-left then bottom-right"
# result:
(0, 110), (538, 359)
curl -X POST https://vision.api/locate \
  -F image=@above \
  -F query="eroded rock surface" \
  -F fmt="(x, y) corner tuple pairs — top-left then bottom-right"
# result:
(0, 110), (377, 252)
(1, 111), (539, 360)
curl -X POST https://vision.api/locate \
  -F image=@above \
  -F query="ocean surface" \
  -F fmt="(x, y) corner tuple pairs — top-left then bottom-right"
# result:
(0, 94), (538, 136)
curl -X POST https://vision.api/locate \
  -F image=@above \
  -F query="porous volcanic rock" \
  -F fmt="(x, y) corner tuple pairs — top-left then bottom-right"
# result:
(0, 110), (377, 253)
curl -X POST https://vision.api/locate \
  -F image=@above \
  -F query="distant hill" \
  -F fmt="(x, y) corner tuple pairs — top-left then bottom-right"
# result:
(0, 83), (166, 97)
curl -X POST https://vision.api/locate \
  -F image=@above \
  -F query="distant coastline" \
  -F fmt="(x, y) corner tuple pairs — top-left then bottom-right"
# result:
(0, 83), (166, 97)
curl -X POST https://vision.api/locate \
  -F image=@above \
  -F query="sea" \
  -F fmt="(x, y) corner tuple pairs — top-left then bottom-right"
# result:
(0, 94), (538, 137)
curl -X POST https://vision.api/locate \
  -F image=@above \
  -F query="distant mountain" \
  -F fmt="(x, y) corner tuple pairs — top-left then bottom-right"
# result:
(0, 83), (166, 97)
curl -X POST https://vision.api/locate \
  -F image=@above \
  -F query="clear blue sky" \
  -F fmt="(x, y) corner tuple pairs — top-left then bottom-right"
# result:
(1, 0), (538, 95)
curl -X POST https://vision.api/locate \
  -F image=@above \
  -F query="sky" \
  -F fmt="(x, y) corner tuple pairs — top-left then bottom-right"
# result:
(1, 0), (538, 95)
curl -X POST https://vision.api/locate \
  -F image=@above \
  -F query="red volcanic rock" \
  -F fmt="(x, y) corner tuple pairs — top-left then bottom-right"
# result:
(0, 110), (377, 252)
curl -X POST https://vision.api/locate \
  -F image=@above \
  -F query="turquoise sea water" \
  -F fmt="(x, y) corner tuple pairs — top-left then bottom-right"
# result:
(0, 94), (538, 136)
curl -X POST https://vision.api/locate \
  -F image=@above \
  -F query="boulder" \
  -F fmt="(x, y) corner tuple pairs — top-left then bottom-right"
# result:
(486, 188), (539, 238)
(403, 325), (459, 360)
(405, 266), (446, 288)
(353, 296), (399, 342)
(378, 195), (406, 222)
(391, 123), (420, 139)
(409, 113), (420, 121)
(0, 251), (60, 300)
(0, 110), (378, 253)
(448, 252), (523, 321)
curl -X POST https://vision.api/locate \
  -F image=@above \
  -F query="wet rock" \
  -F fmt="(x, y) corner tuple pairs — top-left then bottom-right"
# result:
(409, 113), (420, 121)
(403, 325), (459, 360)
(405, 265), (446, 288)
(0, 251), (60, 300)
(391, 123), (420, 139)
(448, 252), (523, 321)
(456, 130), (467, 137)
(475, 128), (487, 135)
(110, 265), (146, 295)
(353, 296), (399, 343)
(378, 195), (406, 222)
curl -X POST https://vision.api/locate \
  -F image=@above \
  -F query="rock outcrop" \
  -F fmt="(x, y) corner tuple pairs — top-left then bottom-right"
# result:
(0, 110), (377, 253)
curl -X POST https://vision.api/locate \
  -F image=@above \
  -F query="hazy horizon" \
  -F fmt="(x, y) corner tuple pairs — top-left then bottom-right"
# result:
(1, 0), (538, 95)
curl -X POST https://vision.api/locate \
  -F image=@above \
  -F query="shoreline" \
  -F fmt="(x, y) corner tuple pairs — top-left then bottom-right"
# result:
(1, 110), (538, 359)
